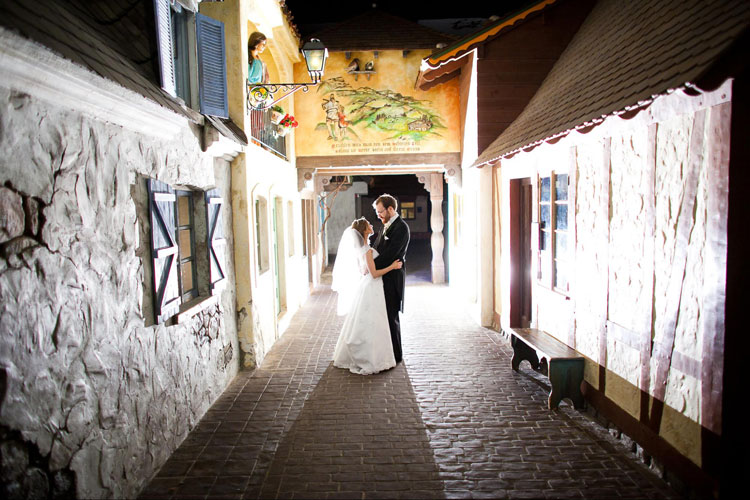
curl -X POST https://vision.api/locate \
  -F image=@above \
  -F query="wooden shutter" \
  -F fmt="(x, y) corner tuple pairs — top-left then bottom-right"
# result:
(205, 189), (226, 294)
(196, 13), (228, 118)
(148, 179), (181, 322)
(153, 0), (176, 97)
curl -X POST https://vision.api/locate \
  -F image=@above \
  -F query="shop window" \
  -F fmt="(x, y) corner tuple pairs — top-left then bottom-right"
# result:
(401, 201), (416, 220)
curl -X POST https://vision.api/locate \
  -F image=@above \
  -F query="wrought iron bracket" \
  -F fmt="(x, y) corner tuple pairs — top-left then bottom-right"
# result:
(246, 81), (317, 112)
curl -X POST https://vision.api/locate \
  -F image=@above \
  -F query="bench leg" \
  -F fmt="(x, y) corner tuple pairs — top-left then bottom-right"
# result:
(548, 359), (585, 410)
(511, 335), (540, 371)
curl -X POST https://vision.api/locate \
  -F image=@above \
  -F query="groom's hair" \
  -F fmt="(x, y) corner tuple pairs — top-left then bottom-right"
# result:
(373, 193), (397, 211)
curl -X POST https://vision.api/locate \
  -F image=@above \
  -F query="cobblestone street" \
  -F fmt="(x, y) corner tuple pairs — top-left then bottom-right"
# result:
(140, 272), (679, 499)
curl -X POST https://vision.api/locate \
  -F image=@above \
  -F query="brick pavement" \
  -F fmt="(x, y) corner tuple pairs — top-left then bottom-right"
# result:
(140, 272), (680, 500)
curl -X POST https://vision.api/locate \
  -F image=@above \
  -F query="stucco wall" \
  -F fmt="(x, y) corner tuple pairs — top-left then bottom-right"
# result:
(326, 182), (369, 256)
(0, 86), (238, 498)
(231, 147), (310, 370)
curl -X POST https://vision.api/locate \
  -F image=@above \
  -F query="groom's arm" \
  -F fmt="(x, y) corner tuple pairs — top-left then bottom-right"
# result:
(373, 222), (409, 270)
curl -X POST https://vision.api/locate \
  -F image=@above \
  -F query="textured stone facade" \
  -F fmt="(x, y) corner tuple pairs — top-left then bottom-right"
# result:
(0, 84), (238, 498)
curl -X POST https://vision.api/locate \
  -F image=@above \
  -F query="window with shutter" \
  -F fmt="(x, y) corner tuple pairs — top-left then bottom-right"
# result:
(205, 189), (226, 294)
(153, 0), (176, 97)
(196, 13), (228, 118)
(148, 179), (181, 323)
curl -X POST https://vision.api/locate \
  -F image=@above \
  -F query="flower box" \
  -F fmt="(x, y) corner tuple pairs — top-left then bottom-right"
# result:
(270, 110), (284, 124)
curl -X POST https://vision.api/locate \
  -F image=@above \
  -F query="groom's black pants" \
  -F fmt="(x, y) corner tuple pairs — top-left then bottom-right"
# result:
(384, 294), (402, 363)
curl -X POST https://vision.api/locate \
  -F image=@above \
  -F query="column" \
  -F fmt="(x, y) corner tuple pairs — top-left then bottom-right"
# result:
(418, 173), (445, 284)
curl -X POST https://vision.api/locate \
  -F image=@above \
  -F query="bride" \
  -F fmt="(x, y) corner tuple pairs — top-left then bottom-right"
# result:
(331, 217), (402, 375)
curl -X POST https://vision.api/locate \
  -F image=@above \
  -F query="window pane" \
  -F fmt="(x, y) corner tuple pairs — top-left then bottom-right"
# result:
(540, 204), (551, 227)
(555, 174), (568, 201)
(179, 228), (192, 259)
(540, 177), (551, 202)
(555, 231), (567, 257)
(178, 195), (191, 225)
(540, 253), (551, 283)
(181, 260), (194, 292)
(554, 263), (568, 291)
(540, 229), (550, 251)
(555, 203), (568, 230)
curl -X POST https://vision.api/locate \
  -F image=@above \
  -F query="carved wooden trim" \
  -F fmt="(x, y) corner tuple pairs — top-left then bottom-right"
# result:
(297, 168), (315, 192)
(444, 166), (462, 189)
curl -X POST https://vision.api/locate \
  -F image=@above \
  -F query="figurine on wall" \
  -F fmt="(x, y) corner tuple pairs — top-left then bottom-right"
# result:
(247, 31), (269, 84)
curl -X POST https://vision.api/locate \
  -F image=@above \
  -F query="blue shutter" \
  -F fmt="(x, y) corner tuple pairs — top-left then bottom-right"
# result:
(205, 189), (226, 294)
(153, 0), (176, 96)
(148, 179), (181, 323)
(196, 13), (228, 118)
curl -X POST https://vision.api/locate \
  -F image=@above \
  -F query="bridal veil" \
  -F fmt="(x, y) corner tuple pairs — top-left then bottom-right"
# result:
(331, 227), (368, 316)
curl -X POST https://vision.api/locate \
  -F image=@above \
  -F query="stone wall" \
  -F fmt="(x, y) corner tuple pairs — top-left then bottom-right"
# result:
(0, 86), (239, 498)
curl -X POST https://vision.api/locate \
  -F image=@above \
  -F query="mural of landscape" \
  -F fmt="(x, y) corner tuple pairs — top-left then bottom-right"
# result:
(293, 49), (460, 157)
(315, 77), (446, 143)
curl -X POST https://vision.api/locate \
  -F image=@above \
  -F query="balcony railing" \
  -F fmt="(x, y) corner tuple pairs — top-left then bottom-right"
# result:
(247, 106), (288, 159)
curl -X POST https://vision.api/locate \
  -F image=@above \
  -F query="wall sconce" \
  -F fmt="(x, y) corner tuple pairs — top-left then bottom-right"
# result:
(247, 38), (328, 111)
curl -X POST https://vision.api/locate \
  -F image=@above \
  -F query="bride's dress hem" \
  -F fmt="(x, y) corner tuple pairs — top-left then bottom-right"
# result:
(333, 359), (396, 376)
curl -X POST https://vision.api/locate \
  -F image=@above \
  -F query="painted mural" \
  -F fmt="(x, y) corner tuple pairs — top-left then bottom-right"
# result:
(293, 50), (461, 156)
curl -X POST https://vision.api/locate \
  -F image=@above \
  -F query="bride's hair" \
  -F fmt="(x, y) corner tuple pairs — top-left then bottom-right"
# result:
(350, 218), (369, 242)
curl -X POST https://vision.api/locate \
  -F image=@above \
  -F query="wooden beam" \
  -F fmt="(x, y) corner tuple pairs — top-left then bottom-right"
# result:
(701, 101), (730, 436)
(649, 108), (707, 433)
(640, 123), (657, 424)
(296, 153), (460, 170)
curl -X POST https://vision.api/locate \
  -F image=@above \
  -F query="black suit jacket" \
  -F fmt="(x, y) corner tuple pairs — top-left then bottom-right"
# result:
(373, 216), (410, 311)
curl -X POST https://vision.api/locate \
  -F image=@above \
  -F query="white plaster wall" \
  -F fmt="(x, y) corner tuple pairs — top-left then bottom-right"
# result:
(0, 86), (238, 498)
(237, 144), (310, 368)
(326, 181), (369, 256)
(652, 113), (707, 422)
(572, 141), (608, 363)
(607, 128), (651, 387)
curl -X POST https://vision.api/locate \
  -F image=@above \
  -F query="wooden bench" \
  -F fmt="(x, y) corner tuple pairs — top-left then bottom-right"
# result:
(508, 328), (585, 410)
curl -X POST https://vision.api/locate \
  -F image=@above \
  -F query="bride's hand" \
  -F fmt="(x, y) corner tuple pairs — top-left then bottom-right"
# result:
(391, 259), (402, 270)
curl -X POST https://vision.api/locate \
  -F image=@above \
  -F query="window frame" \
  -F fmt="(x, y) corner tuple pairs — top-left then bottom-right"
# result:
(147, 178), (226, 325)
(255, 196), (270, 274)
(538, 171), (570, 294)
(175, 190), (198, 302)
(153, 1), (228, 117)
(400, 200), (417, 220)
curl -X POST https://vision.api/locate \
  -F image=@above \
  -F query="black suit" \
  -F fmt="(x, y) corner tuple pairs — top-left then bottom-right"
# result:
(373, 216), (410, 363)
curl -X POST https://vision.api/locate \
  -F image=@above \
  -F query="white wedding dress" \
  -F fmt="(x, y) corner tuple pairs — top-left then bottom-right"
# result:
(331, 229), (396, 375)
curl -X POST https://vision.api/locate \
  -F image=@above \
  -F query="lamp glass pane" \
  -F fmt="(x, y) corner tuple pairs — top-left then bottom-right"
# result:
(304, 50), (325, 72)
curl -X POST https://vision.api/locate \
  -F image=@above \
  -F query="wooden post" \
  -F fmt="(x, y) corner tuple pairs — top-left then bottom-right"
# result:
(417, 173), (446, 284)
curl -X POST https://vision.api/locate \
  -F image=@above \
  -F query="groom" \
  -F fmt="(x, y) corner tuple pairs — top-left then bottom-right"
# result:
(372, 194), (410, 363)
